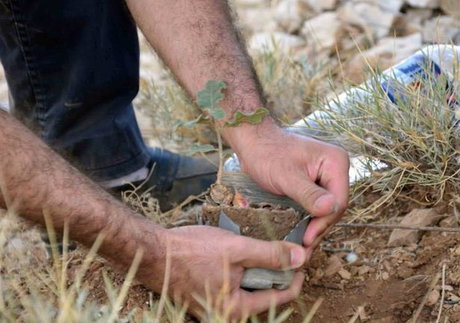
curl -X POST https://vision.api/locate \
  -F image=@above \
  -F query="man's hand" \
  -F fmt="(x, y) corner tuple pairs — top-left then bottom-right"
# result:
(126, 0), (350, 256)
(140, 225), (306, 319)
(0, 110), (306, 320)
(224, 120), (350, 257)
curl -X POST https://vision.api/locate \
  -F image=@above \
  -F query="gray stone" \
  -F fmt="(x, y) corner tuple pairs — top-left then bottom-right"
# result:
(237, 7), (277, 33)
(234, 0), (268, 8)
(388, 208), (442, 247)
(378, 0), (405, 13)
(345, 33), (422, 83)
(440, 0), (460, 19)
(406, 8), (434, 25)
(241, 268), (294, 290)
(339, 2), (397, 40)
(301, 12), (341, 53)
(273, 0), (316, 33)
(306, 0), (338, 11)
(248, 31), (306, 54)
(406, 0), (440, 8)
(423, 16), (460, 44)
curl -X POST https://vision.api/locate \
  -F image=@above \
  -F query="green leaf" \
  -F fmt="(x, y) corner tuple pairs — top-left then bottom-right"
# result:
(172, 115), (211, 131)
(225, 107), (270, 127)
(210, 108), (226, 120)
(197, 80), (227, 120)
(185, 144), (217, 156)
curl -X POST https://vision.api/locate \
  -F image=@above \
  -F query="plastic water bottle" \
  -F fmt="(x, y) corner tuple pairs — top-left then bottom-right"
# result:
(225, 45), (460, 184)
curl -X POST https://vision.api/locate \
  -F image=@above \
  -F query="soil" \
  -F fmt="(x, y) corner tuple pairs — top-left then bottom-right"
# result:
(295, 215), (460, 323)
(3, 190), (460, 322)
(202, 204), (301, 241)
(112, 183), (460, 322)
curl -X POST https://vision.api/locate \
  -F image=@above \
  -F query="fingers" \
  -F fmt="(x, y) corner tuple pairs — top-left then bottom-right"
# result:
(233, 237), (307, 270)
(319, 148), (350, 214)
(284, 171), (337, 217)
(303, 213), (338, 247)
(226, 271), (305, 319)
(282, 143), (349, 218)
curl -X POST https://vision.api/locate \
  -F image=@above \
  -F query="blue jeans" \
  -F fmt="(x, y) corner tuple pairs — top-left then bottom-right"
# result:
(0, 0), (150, 180)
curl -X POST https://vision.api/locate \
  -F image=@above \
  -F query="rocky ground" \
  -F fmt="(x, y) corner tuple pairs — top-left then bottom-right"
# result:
(1, 0), (460, 322)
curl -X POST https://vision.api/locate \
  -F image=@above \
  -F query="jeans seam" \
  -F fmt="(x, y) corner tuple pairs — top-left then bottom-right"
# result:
(83, 149), (149, 172)
(7, 0), (48, 132)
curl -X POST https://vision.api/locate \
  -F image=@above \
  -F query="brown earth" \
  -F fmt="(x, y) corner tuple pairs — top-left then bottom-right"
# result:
(202, 204), (301, 241)
(3, 189), (460, 322)
(74, 213), (460, 322)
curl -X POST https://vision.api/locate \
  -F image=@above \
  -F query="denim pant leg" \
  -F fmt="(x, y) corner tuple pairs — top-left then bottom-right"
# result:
(0, 0), (150, 180)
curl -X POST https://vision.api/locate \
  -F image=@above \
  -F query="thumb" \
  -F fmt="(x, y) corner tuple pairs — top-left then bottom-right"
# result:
(234, 238), (307, 270)
(285, 176), (338, 217)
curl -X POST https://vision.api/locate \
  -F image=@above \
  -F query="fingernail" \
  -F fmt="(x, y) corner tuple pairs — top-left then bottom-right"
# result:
(329, 202), (339, 216)
(290, 248), (305, 269)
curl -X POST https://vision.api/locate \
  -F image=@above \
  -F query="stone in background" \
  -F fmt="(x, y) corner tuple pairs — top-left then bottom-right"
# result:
(242, 0), (460, 84)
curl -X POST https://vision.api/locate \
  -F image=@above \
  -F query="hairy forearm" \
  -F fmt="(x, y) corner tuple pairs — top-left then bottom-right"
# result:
(126, 0), (277, 149)
(0, 110), (165, 277)
(128, 0), (263, 112)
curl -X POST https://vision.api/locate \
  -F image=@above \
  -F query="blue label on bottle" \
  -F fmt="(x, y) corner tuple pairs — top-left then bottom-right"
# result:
(380, 54), (443, 105)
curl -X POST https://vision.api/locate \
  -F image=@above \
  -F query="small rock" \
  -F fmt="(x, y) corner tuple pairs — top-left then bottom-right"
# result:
(234, 0), (267, 8)
(406, 8), (434, 25)
(345, 33), (422, 84)
(449, 270), (460, 285)
(423, 16), (460, 44)
(391, 14), (424, 36)
(248, 32), (306, 54)
(237, 7), (277, 33)
(339, 2), (397, 40)
(388, 208), (442, 247)
(426, 289), (441, 306)
(382, 272), (390, 280)
(338, 268), (352, 280)
(351, 266), (359, 275)
(443, 285), (454, 292)
(273, 0), (316, 33)
(306, 0), (338, 11)
(324, 255), (344, 277)
(378, 0), (405, 13)
(358, 265), (371, 275)
(446, 293), (460, 304)
(346, 252), (359, 263)
(440, 0), (460, 19)
(301, 12), (341, 53)
(406, 0), (440, 8)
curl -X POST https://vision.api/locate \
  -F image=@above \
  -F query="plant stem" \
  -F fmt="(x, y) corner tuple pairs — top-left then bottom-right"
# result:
(216, 127), (224, 185)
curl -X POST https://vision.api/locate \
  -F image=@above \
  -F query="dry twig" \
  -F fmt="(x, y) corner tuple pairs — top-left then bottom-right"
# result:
(409, 271), (441, 323)
(347, 305), (366, 323)
(436, 264), (447, 323)
(302, 297), (324, 323)
(336, 223), (460, 233)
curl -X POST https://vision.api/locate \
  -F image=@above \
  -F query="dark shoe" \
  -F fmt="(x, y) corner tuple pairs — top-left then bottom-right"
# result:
(117, 148), (217, 210)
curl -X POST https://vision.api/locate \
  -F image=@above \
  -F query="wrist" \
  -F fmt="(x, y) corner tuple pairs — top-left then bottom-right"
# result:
(105, 214), (169, 291)
(221, 116), (281, 157)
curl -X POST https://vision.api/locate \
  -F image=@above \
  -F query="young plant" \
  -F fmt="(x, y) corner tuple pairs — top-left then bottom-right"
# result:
(195, 80), (270, 184)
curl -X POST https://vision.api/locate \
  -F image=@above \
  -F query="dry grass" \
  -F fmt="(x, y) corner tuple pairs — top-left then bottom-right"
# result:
(1, 30), (459, 322)
(135, 42), (331, 154)
(298, 47), (460, 220)
(0, 209), (300, 322)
